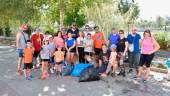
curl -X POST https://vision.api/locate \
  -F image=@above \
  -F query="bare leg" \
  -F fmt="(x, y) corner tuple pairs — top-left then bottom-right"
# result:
(144, 68), (150, 80)
(67, 53), (71, 65)
(24, 69), (27, 78)
(18, 57), (23, 70)
(70, 53), (75, 65)
(137, 66), (143, 77)
(112, 63), (118, 73)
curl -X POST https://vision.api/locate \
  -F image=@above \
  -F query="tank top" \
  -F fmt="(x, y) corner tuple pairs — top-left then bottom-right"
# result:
(141, 37), (154, 54)
(18, 32), (29, 49)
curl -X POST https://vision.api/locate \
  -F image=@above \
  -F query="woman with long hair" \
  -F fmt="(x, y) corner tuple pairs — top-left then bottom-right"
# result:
(136, 29), (160, 82)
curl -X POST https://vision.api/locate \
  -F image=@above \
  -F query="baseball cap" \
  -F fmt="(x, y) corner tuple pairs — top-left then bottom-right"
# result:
(110, 44), (117, 49)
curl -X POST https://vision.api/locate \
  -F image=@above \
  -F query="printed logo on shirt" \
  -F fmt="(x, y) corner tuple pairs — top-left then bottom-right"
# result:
(97, 36), (102, 40)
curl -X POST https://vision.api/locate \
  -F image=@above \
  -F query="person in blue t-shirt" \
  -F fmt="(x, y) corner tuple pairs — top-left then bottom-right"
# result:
(65, 32), (76, 65)
(107, 27), (120, 48)
(127, 27), (141, 73)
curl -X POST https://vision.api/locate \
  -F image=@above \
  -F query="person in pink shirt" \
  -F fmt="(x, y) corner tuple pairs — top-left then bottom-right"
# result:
(136, 29), (160, 82)
(53, 31), (65, 50)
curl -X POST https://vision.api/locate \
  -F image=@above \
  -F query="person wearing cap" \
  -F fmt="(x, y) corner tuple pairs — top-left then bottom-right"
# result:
(31, 28), (44, 68)
(92, 26), (105, 56)
(101, 44), (118, 77)
(127, 26), (141, 73)
(48, 35), (56, 74)
(16, 24), (30, 76)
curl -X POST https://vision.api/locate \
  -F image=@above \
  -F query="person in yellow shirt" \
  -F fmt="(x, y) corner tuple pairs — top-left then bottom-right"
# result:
(53, 47), (65, 76)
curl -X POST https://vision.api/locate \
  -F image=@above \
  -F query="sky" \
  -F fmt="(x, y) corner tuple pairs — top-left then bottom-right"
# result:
(136, 0), (170, 20)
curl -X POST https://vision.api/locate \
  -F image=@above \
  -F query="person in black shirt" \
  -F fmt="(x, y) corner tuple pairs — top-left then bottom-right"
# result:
(98, 44), (110, 74)
(67, 23), (79, 39)
(116, 30), (128, 77)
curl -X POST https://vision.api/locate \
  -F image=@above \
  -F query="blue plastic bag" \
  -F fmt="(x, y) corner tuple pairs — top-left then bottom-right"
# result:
(71, 63), (93, 77)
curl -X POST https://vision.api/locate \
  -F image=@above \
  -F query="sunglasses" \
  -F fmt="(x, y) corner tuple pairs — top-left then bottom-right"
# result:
(119, 32), (124, 34)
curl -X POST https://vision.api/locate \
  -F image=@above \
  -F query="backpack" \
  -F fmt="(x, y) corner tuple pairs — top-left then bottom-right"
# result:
(79, 67), (100, 82)
(61, 65), (74, 76)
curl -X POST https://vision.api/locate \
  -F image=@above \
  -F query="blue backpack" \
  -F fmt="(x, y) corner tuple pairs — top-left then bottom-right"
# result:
(71, 63), (93, 77)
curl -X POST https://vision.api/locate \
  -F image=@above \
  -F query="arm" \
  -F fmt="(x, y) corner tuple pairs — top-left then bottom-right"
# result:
(65, 41), (69, 52)
(16, 32), (20, 49)
(149, 36), (160, 54)
(123, 41), (128, 56)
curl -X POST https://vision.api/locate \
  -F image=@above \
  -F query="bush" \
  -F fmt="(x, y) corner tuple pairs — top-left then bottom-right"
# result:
(154, 32), (170, 51)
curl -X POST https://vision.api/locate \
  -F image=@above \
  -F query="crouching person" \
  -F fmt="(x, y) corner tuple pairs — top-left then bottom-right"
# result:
(101, 44), (118, 77)
(98, 44), (110, 74)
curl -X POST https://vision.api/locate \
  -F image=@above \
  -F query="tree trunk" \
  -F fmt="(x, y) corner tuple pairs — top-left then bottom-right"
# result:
(59, 0), (64, 30)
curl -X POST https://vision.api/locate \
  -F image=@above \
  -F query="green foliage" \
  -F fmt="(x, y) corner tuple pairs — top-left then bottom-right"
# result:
(4, 27), (11, 37)
(0, 28), (3, 36)
(154, 32), (170, 51)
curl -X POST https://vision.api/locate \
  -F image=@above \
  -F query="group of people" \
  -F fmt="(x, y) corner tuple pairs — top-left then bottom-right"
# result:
(16, 23), (160, 82)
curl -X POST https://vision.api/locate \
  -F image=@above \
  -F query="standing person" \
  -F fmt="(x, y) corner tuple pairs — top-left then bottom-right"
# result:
(84, 33), (94, 64)
(53, 31), (65, 49)
(23, 40), (34, 80)
(67, 23), (79, 39)
(101, 44), (118, 77)
(40, 39), (51, 80)
(107, 27), (120, 47)
(116, 30), (128, 77)
(136, 29), (160, 82)
(65, 33), (76, 65)
(16, 24), (29, 76)
(77, 31), (85, 63)
(127, 27), (141, 73)
(98, 44), (110, 74)
(83, 25), (90, 38)
(53, 46), (65, 76)
(48, 35), (56, 74)
(31, 28), (44, 68)
(92, 26), (104, 56)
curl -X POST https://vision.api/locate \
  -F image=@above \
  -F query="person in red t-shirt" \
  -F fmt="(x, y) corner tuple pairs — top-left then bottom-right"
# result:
(31, 28), (44, 68)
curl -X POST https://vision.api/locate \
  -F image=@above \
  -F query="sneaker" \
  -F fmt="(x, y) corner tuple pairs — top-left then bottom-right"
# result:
(128, 69), (133, 73)
(29, 75), (34, 78)
(50, 68), (54, 74)
(26, 76), (32, 80)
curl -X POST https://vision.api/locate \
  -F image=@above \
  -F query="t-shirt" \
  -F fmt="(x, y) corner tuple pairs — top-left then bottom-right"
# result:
(127, 33), (141, 53)
(108, 33), (120, 47)
(31, 33), (44, 51)
(18, 32), (29, 49)
(141, 37), (154, 54)
(77, 37), (85, 47)
(98, 51), (110, 64)
(24, 47), (34, 63)
(54, 51), (64, 62)
(117, 38), (127, 52)
(84, 38), (93, 52)
(53, 37), (65, 48)
(67, 28), (79, 39)
(109, 52), (117, 64)
(92, 32), (104, 49)
(48, 42), (56, 54)
(40, 45), (50, 59)
(66, 38), (75, 47)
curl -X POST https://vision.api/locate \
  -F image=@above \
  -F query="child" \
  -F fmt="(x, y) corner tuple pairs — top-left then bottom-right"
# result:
(101, 44), (117, 77)
(48, 35), (56, 74)
(53, 46), (65, 76)
(77, 31), (85, 63)
(84, 33), (94, 63)
(40, 39), (51, 80)
(23, 40), (34, 80)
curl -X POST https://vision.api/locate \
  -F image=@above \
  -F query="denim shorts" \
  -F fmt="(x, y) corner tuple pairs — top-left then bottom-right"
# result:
(18, 48), (23, 57)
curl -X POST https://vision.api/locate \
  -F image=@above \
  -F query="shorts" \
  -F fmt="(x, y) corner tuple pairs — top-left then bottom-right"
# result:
(139, 54), (154, 68)
(84, 52), (93, 56)
(33, 51), (40, 58)
(55, 61), (63, 65)
(24, 63), (33, 69)
(50, 56), (55, 64)
(17, 48), (23, 57)
(94, 48), (102, 55)
(67, 46), (76, 53)
(41, 59), (50, 61)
